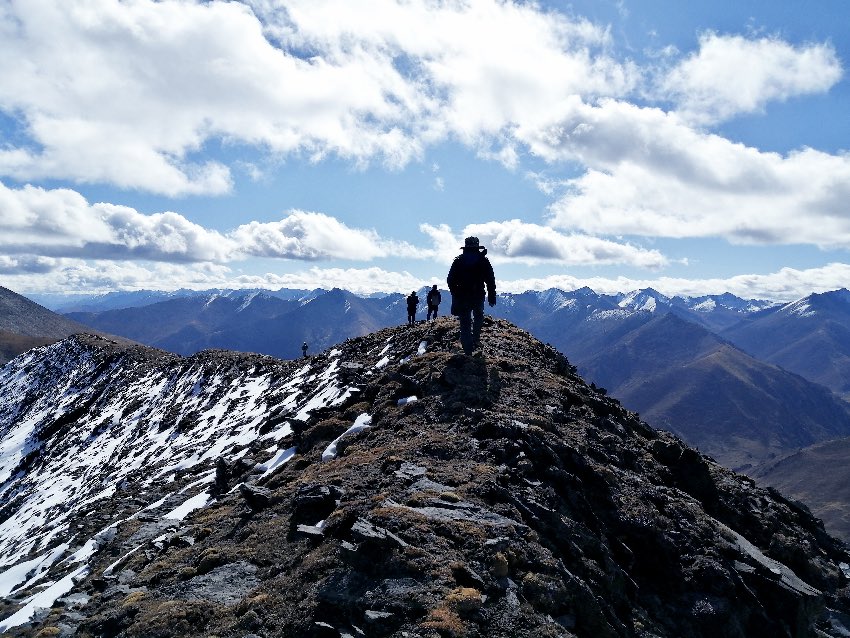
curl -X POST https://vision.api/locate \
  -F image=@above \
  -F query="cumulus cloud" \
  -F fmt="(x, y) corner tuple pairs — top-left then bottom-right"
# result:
(0, 0), (635, 193)
(0, 0), (847, 275)
(2, 261), (432, 296)
(533, 99), (850, 248)
(420, 221), (668, 268)
(7, 258), (850, 303)
(0, 181), (233, 260)
(659, 32), (842, 125)
(0, 255), (59, 275)
(0, 181), (412, 263)
(230, 212), (417, 260)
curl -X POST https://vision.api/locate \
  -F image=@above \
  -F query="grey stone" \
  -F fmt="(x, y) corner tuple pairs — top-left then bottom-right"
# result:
(240, 483), (273, 510)
(350, 517), (408, 548)
(163, 561), (258, 605)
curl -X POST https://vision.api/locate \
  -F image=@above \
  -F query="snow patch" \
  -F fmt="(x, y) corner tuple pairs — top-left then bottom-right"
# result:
(322, 413), (372, 462)
(258, 446), (297, 478)
(0, 564), (88, 632)
(0, 544), (68, 598)
(164, 492), (210, 521)
(786, 299), (816, 317)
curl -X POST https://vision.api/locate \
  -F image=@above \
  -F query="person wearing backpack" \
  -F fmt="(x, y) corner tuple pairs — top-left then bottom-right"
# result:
(406, 290), (419, 325)
(426, 285), (442, 321)
(447, 236), (496, 354)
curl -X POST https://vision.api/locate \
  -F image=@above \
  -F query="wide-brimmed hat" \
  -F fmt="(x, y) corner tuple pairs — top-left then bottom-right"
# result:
(461, 236), (484, 250)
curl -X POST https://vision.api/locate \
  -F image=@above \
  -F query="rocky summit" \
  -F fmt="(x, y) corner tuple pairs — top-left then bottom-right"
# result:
(1, 319), (850, 637)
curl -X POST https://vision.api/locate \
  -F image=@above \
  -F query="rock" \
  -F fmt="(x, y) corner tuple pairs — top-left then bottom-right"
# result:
(11, 319), (850, 638)
(364, 609), (397, 634)
(350, 517), (408, 549)
(295, 524), (325, 539)
(211, 456), (230, 496)
(239, 483), (273, 510)
(292, 483), (342, 522)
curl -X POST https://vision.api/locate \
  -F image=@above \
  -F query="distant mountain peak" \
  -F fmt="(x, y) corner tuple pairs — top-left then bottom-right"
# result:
(617, 287), (671, 312)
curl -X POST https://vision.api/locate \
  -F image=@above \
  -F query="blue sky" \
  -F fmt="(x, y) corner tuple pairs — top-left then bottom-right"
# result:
(1, 0), (849, 300)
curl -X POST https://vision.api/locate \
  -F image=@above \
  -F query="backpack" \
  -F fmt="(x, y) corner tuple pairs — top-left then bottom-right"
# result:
(448, 252), (486, 296)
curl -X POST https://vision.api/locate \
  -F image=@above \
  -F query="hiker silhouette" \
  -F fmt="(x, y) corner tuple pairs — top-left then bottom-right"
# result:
(426, 284), (442, 320)
(447, 236), (496, 354)
(406, 290), (419, 325)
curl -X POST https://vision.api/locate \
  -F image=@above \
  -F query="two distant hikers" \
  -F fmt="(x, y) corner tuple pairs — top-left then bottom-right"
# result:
(447, 236), (496, 355)
(426, 285), (441, 320)
(406, 291), (419, 325)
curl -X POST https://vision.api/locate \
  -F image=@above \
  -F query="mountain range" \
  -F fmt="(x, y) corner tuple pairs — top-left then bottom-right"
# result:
(723, 289), (850, 401)
(7, 284), (850, 539)
(25, 285), (850, 468)
(2, 319), (849, 636)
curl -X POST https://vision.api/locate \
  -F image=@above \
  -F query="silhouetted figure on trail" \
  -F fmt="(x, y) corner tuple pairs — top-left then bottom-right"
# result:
(447, 236), (496, 354)
(301, 342), (308, 358)
(406, 290), (419, 325)
(426, 285), (442, 320)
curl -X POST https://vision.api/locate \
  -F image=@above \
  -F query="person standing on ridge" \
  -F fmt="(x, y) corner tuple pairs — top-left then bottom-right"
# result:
(301, 342), (308, 358)
(406, 290), (419, 325)
(447, 236), (496, 354)
(426, 285), (442, 321)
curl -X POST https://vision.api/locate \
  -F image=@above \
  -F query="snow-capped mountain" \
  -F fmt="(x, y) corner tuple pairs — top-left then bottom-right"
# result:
(2, 320), (849, 636)
(723, 288), (850, 400)
(29, 288), (327, 314)
(64, 288), (403, 360)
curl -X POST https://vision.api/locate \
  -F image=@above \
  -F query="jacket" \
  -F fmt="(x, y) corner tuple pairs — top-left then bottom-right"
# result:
(447, 249), (496, 304)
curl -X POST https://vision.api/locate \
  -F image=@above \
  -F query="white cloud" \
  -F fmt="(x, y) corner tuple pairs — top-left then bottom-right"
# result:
(0, 181), (233, 260)
(2, 259), (235, 295)
(420, 220), (668, 268)
(659, 32), (842, 125)
(8, 258), (850, 304)
(233, 266), (430, 295)
(0, 181), (414, 263)
(230, 211), (417, 260)
(533, 99), (850, 248)
(0, 255), (59, 274)
(0, 0), (636, 193)
(2, 261), (431, 296)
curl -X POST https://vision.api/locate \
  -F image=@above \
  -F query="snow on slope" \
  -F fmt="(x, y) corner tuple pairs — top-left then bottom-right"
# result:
(0, 332), (435, 631)
(0, 334), (383, 630)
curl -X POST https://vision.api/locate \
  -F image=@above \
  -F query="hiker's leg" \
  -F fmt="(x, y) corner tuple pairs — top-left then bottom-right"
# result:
(459, 310), (474, 354)
(471, 301), (484, 348)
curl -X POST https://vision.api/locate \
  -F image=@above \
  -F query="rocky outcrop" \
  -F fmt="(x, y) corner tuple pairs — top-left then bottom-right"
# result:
(1, 319), (849, 637)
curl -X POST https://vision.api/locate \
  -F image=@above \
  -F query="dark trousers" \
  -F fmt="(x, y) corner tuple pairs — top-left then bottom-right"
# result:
(427, 304), (439, 320)
(456, 299), (484, 354)
(407, 309), (416, 324)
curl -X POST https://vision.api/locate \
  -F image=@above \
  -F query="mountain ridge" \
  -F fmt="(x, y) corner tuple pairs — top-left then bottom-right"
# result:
(1, 320), (850, 636)
(0, 286), (123, 365)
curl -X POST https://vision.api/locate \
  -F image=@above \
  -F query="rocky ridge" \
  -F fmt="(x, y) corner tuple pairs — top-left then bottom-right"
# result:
(1, 319), (849, 637)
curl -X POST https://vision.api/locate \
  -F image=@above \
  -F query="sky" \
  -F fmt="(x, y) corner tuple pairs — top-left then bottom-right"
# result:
(1, 0), (849, 301)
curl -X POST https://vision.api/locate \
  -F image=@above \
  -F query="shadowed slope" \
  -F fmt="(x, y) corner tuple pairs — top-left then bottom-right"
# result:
(578, 313), (850, 470)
